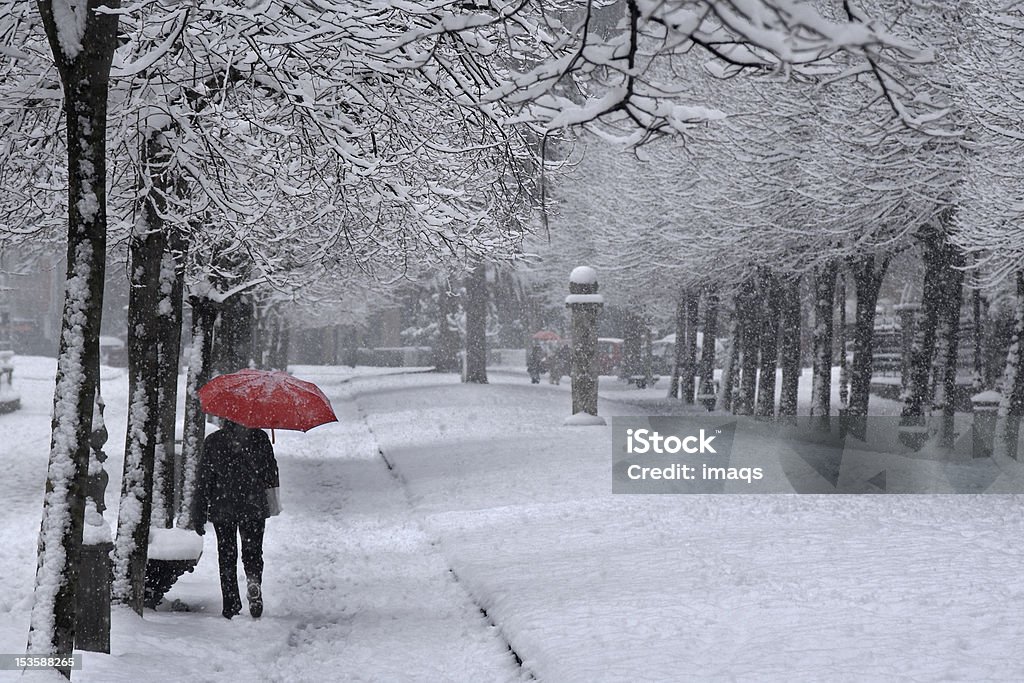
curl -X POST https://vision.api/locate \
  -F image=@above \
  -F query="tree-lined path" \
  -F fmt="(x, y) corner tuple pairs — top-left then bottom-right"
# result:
(4, 363), (1024, 681)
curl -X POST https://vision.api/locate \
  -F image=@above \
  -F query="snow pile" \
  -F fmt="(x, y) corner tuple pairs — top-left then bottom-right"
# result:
(564, 293), (604, 305)
(563, 412), (606, 426)
(147, 527), (203, 561)
(569, 265), (597, 284)
(972, 390), (1002, 405)
(82, 506), (111, 545)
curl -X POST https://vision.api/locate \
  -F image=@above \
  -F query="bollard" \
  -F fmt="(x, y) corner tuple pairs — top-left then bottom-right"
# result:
(77, 388), (111, 652)
(971, 391), (1002, 459)
(76, 538), (112, 653)
(564, 266), (605, 426)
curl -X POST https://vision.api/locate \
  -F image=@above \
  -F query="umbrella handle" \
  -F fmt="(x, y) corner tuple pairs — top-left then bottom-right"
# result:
(271, 428), (275, 444)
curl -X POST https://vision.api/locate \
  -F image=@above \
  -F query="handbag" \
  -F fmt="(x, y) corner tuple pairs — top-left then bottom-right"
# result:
(266, 487), (283, 517)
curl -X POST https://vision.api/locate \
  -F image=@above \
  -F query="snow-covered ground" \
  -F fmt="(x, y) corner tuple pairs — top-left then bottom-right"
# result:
(3, 357), (1024, 681)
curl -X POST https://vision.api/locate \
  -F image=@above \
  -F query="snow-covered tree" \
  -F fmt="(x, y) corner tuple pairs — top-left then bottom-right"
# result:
(12, 0), (121, 664)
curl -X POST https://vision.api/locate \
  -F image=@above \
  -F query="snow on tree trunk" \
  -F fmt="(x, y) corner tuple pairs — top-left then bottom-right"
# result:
(735, 278), (760, 416)
(112, 153), (169, 613)
(682, 290), (699, 404)
(810, 264), (836, 421)
(176, 296), (217, 530)
(848, 255), (889, 418)
(463, 262), (488, 383)
(697, 287), (719, 409)
(778, 276), (801, 418)
(667, 293), (685, 399)
(152, 237), (185, 529)
(755, 270), (781, 418)
(27, 0), (119, 665)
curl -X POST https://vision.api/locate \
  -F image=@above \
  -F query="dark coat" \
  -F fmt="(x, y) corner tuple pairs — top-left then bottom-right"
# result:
(192, 425), (280, 526)
(527, 345), (545, 374)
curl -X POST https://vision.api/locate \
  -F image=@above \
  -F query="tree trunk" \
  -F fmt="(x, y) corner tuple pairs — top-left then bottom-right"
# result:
(151, 234), (186, 529)
(212, 295), (253, 375)
(697, 287), (719, 410)
(253, 302), (286, 370)
(28, 0), (119, 663)
(668, 294), (685, 399)
(434, 283), (460, 372)
(175, 297), (217, 530)
(278, 320), (290, 370)
(837, 273), (849, 410)
(810, 265), (836, 421)
(682, 290), (699, 404)
(999, 273), (1024, 458)
(112, 133), (171, 613)
(931, 285), (950, 411)
(735, 278), (760, 415)
(778, 276), (801, 418)
(716, 311), (739, 412)
(848, 255), (889, 418)
(902, 231), (948, 423)
(642, 322), (653, 387)
(972, 288), (984, 389)
(940, 251), (964, 447)
(463, 263), (488, 383)
(621, 312), (644, 380)
(755, 270), (780, 418)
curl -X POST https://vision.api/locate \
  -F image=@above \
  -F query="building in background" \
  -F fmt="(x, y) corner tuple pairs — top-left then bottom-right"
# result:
(0, 250), (22, 411)
(1, 247), (130, 357)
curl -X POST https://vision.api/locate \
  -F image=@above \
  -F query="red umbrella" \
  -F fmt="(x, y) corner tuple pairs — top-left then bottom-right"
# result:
(531, 330), (561, 341)
(198, 369), (338, 437)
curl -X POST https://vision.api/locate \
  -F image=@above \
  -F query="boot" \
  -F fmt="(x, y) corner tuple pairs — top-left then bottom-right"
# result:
(246, 576), (263, 618)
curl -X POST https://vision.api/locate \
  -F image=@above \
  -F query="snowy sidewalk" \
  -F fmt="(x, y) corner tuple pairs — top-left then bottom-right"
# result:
(5, 361), (1024, 681)
(115, 375), (525, 682)
(352, 372), (1024, 682)
(2, 362), (526, 682)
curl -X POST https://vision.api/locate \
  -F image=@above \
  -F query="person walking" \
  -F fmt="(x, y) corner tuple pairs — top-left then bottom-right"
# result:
(527, 343), (545, 384)
(192, 419), (280, 619)
(556, 344), (571, 384)
(549, 343), (571, 385)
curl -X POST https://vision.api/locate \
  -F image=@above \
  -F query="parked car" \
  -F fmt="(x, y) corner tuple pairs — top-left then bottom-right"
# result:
(596, 337), (623, 375)
(100, 336), (127, 367)
(651, 333), (728, 374)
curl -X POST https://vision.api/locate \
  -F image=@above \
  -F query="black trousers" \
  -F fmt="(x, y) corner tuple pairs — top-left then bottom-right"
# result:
(213, 518), (265, 611)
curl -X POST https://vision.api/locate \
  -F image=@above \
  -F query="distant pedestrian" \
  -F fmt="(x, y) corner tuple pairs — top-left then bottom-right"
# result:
(192, 419), (281, 619)
(557, 344), (571, 380)
(549, 344), (571, 385)
(527, 344), (545, 384)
